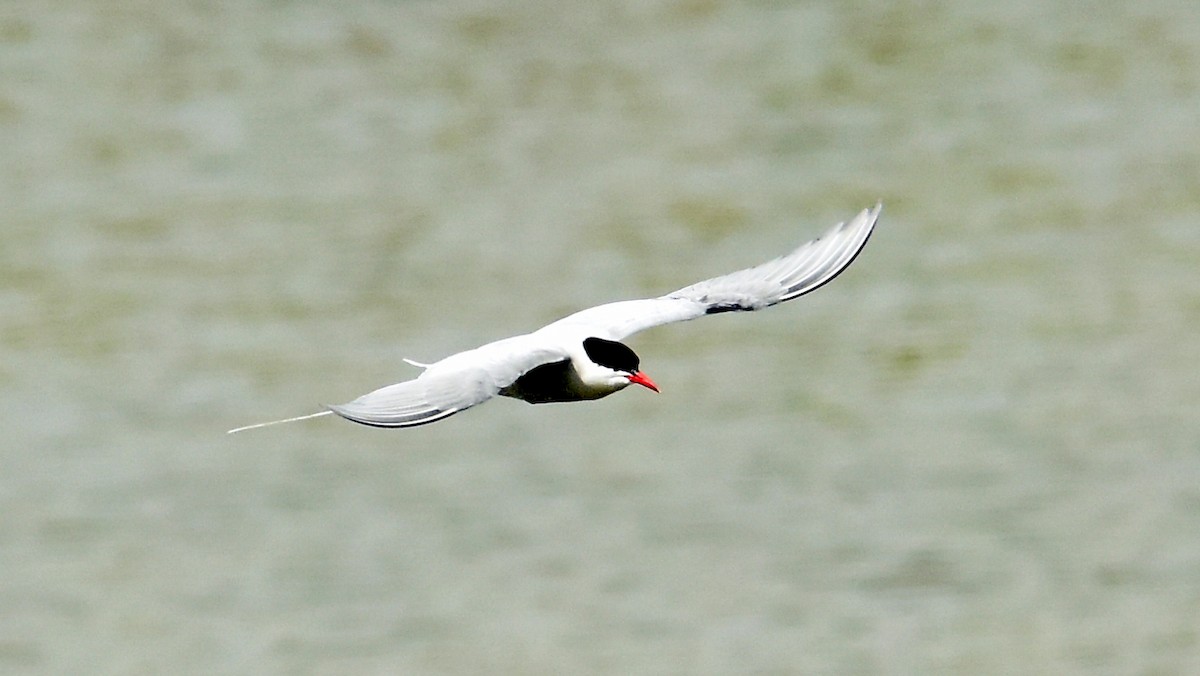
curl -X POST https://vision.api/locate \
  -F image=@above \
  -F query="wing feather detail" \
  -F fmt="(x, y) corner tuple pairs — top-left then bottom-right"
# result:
(546, 203), (879, 340)
(325, 335), (568, 428)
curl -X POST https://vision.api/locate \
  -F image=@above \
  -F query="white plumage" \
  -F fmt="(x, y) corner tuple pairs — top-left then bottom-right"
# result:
(228, 203), (879, 433)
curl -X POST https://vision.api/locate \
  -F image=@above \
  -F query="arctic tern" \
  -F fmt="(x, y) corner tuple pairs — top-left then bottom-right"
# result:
(228, 203), (879, 433)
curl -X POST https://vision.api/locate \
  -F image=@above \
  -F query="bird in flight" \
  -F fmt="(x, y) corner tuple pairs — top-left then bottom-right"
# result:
(228, 204), (879, 433)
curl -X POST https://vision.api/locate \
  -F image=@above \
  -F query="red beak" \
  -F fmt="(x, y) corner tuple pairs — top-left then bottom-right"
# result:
(628, 370), (659, 393)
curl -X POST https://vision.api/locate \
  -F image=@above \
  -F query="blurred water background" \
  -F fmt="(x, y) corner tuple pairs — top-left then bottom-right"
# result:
(2, 1), (1199, 673)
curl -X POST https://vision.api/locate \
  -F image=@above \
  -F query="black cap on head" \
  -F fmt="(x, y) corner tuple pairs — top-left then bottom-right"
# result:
(582, 337), (640, 373)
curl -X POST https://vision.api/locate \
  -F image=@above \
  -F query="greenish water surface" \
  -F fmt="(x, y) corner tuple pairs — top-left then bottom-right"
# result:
(2, 1), (1199, 673)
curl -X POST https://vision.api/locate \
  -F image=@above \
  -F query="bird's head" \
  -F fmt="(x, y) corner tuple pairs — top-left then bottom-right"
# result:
(581, 337), (659, 393)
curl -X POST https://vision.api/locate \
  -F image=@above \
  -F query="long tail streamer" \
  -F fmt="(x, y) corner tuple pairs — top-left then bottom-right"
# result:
(227, 410), (332, 434)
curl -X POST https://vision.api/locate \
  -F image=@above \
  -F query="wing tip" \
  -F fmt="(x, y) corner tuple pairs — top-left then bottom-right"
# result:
(847, 201), (882, 232)
(777, 202), (880, 302)
(324, 401), (461, 429)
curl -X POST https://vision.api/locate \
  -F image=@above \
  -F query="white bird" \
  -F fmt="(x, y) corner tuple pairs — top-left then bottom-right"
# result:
(228, 204), (880, 433)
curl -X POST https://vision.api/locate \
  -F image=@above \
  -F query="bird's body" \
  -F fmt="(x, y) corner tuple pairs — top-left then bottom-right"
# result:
(228, 204), (880, 433)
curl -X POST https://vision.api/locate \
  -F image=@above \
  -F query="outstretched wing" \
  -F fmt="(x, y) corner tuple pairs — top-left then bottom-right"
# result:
(324, 378), (462, 428)
(543, 203), (879, 341)
(325, 335), (567, 428)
